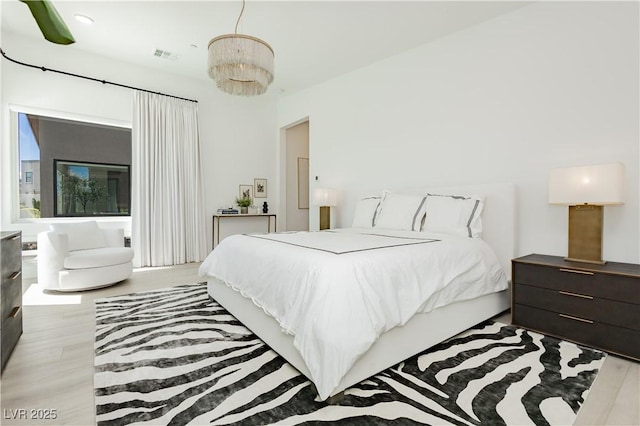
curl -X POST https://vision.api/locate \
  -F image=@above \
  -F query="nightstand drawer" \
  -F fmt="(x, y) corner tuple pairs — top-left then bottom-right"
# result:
(0, 234), (21, 271)
(513, 304), (640, 360)
(1, 305), (23, 370)
(514, 284), (640, 331)
(513, 263), (640, 304)
(0, 281), (21, 325)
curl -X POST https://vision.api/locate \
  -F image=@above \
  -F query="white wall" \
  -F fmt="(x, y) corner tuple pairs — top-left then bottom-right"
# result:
(0, 32), (278, 251)
(278, 1), (639, 263)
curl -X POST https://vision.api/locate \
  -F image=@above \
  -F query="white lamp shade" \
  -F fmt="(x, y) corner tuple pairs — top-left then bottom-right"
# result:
(549, 163), (624, 205)
(313, 188), (338, 207)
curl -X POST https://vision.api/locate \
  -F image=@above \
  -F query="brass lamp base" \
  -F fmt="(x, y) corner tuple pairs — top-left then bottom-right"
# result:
(319, 206), (330, 230)
(566, 204), (605, 264)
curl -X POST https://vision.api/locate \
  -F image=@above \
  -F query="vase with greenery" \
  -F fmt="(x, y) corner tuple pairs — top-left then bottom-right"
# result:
(235, 196), (252, 214)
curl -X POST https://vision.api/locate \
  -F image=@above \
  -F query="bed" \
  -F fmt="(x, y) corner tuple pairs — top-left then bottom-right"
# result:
(199, 183), (516, 401)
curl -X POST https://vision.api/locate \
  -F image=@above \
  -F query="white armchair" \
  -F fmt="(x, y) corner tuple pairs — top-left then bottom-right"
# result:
(37, 221), (134, 291)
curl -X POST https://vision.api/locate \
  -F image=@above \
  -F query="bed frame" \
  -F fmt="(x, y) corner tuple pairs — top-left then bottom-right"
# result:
(207, 183), (517, 399)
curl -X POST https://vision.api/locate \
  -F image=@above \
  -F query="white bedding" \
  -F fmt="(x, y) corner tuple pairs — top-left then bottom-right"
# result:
(198, 227), (508, 400)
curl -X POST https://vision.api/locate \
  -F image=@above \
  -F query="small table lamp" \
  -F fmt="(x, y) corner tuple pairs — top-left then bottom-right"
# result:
(549, 163), (624, 264)
(313, 188), (337, 230)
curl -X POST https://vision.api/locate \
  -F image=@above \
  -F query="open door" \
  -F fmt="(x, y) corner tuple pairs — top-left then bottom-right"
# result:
(283, 121), (309, 231)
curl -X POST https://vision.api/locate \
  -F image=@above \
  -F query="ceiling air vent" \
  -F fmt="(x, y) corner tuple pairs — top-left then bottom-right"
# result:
(153, 48), (181, 61)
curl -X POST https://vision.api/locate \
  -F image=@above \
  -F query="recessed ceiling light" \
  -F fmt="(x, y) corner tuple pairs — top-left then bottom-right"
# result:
(74, 14), (94, 24)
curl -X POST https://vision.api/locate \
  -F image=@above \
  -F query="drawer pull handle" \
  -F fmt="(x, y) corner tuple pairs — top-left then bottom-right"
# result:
(559, 313), (593, 324)
(559, 290), (593, 300)
(8, 270), (22, 280)
(9, 235), (19, 241)
(559, 268), (594, 276)
(9, 306), (21, 318)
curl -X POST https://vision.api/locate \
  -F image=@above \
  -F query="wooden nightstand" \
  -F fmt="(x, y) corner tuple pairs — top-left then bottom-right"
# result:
(511, 254), (640, 361)
(1, 231), (23, 372)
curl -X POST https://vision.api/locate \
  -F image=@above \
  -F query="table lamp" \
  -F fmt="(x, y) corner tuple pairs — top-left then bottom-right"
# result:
(313, 188), (337, 230)
(548, 162), (624, 264)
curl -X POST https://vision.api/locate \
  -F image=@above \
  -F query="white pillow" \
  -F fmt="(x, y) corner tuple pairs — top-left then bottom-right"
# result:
(374, 192), (427, 231)
(49, 221), (106, 251)
(351, 197), (381, 228)
(423, 194), (484, 238)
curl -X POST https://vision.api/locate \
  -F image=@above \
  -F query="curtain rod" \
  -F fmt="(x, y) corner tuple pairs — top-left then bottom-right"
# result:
(0, 48), (198, 103)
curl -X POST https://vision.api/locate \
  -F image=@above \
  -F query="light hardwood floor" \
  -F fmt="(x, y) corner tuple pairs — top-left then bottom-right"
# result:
(0, 263), (638, 425)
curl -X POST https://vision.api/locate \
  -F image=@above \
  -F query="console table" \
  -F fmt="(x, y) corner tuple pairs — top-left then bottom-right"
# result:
(212, 214), (277, 248)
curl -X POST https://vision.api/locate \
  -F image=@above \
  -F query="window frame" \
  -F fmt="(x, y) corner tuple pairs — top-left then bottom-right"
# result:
(53, 159), (131, 217)
(9, 105), (132, 224)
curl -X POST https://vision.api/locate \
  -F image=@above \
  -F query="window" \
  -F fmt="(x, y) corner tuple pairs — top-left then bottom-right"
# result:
(54, 160), (130, 217)
(17, 111), (131, 219)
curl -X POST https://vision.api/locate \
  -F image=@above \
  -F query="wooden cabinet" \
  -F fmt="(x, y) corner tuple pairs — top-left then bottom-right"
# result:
(1, 231), (23, 372)
(512, 254), (640, 361)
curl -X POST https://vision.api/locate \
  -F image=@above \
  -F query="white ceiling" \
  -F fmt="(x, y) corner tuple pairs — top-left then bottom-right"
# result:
(1, 1), (531, 96)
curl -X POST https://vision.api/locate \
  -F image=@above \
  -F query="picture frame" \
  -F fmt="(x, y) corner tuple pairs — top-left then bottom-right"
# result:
(239, 184), (253, 200)
(297, 157), (309, 209)
(254, 178), (267, 198)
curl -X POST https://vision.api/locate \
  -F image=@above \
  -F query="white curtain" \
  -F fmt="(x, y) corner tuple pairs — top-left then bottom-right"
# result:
(132, 91), (207, 267)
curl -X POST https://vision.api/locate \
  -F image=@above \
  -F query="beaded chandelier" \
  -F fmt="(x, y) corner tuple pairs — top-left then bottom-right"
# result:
(207, 0), (274, 96)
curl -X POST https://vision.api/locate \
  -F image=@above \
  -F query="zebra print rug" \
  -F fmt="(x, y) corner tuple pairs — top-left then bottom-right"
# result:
(94, 282), (605, 425)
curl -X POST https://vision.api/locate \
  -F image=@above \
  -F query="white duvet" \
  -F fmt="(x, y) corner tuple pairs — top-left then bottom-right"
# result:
(198, 228), (508, 400)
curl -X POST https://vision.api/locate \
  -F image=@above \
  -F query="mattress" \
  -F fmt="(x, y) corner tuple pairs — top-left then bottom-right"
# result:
(198, 227), (508, 400)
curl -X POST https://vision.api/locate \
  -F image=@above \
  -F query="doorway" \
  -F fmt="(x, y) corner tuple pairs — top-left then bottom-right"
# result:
(283, 120), (309, 231)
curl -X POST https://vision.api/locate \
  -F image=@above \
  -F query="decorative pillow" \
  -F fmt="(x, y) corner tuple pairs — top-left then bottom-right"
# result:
(351, 196), (381, 228)
(374, 192), (427, 231)
(422, 194), (484, 238)
(49, 221), (106, 251)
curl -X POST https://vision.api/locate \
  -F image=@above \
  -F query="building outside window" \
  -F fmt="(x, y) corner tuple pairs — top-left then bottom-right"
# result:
(17, 111), (132, 219)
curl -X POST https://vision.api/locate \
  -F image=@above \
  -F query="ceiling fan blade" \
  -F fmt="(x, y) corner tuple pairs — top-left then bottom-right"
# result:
(20, 0), (75, 45)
